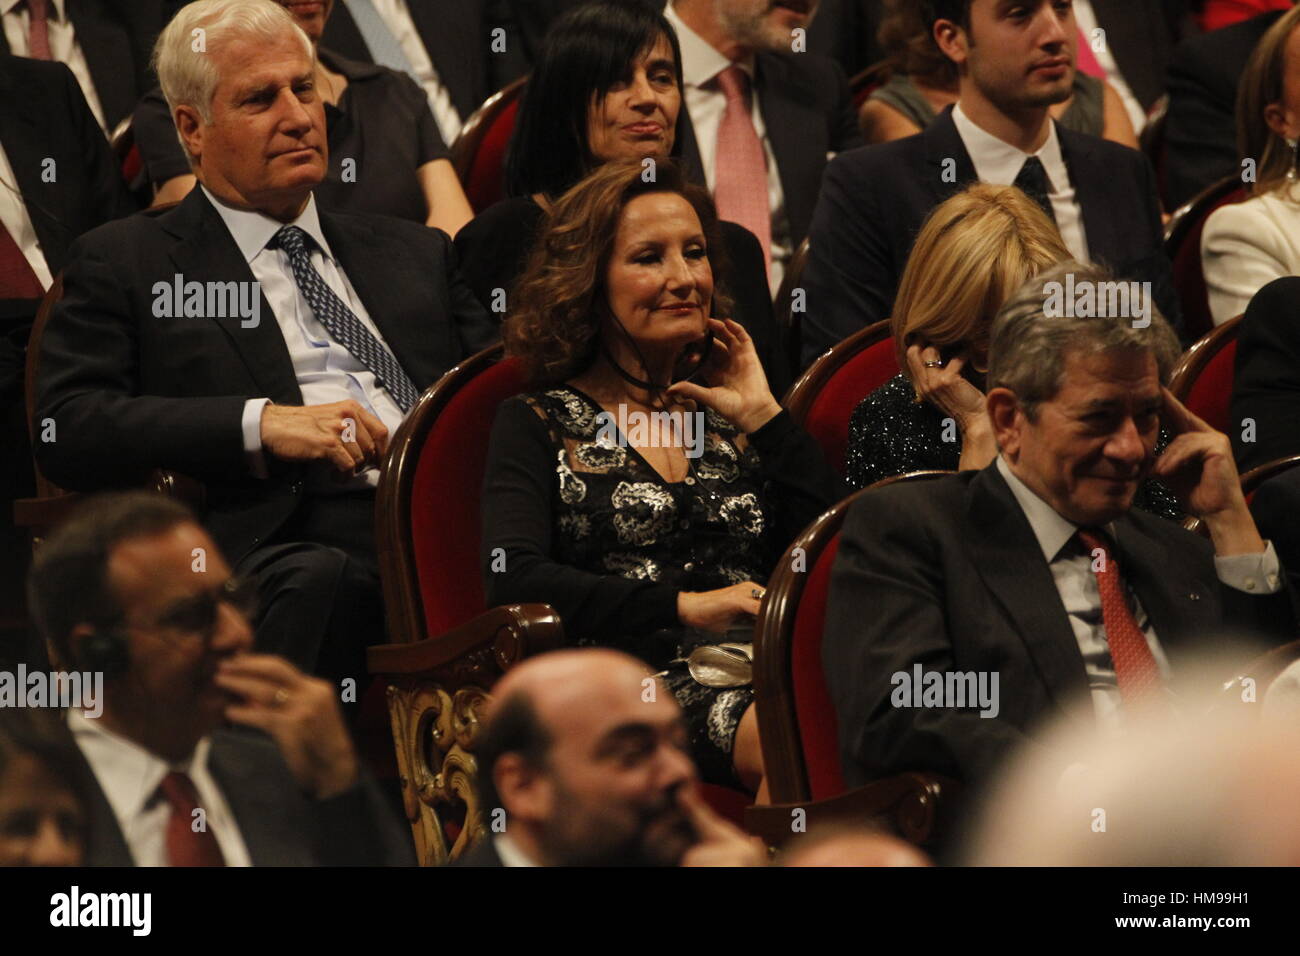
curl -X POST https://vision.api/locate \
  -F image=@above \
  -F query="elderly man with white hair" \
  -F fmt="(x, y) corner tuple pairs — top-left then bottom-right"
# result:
(34, 0), (496, 690)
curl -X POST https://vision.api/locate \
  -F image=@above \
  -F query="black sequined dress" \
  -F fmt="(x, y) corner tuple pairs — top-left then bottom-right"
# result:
(845, 374), (1184, 521)
(482, 386), (843, 786)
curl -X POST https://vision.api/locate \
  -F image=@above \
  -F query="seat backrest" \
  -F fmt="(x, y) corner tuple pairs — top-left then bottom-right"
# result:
(1241, 454), (1300, 505)
(848, 60), (892, 108)
(754, 471), (953, 804)
(783, 320), (896, 475)
(1139, 94), (1168, 211)
(376, 344), (528, 642)
(773, 236), (810, 377)
(449, 77), (528, 214)
(1164, 174), (1246, 341)
(1169, 314), (1242, 434)
(24, 275), (67, 500)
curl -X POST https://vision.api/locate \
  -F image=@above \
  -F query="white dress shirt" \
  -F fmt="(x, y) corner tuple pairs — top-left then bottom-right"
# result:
(0, 139), (54, 291)
(1, 0), (107, 133)
(952, 102), (1091, 264)
(366, 0), (463, 145)
(202, 187), (406, 488)
(68, 709), (252, 867)
(1071, 0), (1147, 134)
(1201, 188), (1300, 325)
(665, 3), (792, 292)
(493, 833), (539, 867)
(996, 456), (1282, 732)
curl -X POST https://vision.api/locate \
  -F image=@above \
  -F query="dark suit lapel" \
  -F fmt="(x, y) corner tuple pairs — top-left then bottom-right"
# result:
(67, 733), (135, 866)
(0, 63), (65, 269)
(318, 209), (427, 386)
(208, 734), (309, 866)
(163, 189), (303, 404)
(964, 465), (1091, 706)
(1056, 125), (1122, 269)
(408, 0), (485, 121)
(754, 53), (818, 243)
(67, 0), (133, 128)
(923, 106), (979, 207)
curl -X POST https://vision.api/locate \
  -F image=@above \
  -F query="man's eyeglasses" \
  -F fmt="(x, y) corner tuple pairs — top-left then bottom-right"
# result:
(125, 576), (259, 639)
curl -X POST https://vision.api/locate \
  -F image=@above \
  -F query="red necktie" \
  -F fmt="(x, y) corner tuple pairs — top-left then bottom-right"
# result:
(26, 0), (53, 61)
(1074, 27), (1105, 80)
(713, 65), (771, 274)
(1076, 529), (1164, 702)
(0, 222), (45, 300)
(157, 771), (226, 867)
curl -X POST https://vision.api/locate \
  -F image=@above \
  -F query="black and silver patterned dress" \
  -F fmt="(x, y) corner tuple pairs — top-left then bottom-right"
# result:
(845, 373), (1185, 522)
(482, 385), (843, 787)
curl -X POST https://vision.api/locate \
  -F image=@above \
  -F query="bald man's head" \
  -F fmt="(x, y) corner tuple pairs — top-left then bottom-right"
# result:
(782, 829), (932, 868)
(477, 649), (699, 866)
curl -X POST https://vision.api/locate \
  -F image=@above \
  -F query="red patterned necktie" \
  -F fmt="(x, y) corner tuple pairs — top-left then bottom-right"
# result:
(1076, 529), (1164, 702)
(0, 222), (45, 299)
(713, 65), (771, 274)
(157, 771), (226, 867)
(26, 0), (53, 60)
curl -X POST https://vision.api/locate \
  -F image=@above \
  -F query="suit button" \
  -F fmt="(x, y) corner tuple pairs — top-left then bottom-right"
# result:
(291, 481), (303, 494)
(684, 562), (695, 571)
(1188, 591), (1200, 601)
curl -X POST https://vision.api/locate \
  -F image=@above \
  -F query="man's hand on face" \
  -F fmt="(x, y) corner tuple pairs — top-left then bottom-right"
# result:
(1152, 387), (1265, 555)
(215, 654), (359, 800)
(676, 783), (768, 867)
(260, 400), (389, 474)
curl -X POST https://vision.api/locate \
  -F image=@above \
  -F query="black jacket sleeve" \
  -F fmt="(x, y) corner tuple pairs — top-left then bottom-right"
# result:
(481, 397), (682, 641)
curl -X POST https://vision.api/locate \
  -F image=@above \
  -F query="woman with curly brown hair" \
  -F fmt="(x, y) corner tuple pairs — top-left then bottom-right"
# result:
(481, 159), (842, 793)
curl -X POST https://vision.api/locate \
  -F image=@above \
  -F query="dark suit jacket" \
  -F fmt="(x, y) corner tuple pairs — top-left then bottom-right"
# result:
(798, 106), (1180, 368)
(823, 463), (1295, 790)
(1251, 466), (1300, 600)
(677, 49), (862, 250)
(74, 726), (415, 866)
(1230, 276), (1300, 472)
(1089, 0), (1186, 113)
(451, 835), (505, 867)
(322, 0), (507, 122)
(34, 186), (497, 563)
(1164, 10), (1285, 210)
(0, 0), (156, 131)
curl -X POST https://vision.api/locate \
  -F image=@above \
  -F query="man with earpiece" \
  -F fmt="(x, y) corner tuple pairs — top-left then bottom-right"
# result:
(25, 492), (413, 866)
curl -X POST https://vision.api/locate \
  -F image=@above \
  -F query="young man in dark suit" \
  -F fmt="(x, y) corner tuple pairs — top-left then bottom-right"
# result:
(34, 0), (496, 683)
(1229, 276), (1300, 473)
(665, 0), (862, 292)
(799, 0), (1179, 367)
(27, 492), (413, 866)
(824, 261), (1293, 795)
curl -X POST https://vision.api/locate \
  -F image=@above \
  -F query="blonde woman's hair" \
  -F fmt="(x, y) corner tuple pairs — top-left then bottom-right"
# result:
(1237, 4), (1300, 198)
(891, 183), (1071, 391)
(155, 0), (313, 127)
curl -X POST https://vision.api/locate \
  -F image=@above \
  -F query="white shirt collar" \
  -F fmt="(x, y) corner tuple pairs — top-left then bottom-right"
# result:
(996, 454), (1089, 564)
(664, 3), (754, 87)
(951, 101), (1067, 192)
(200, 185), (334, 265)
(2, 0), (66, 19)
(493, 833), (540, 867)
(67, 709), (212, 826)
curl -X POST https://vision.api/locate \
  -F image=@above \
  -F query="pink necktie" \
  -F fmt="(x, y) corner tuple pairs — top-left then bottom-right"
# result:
(26, 0), (52, 61)
(1074, 27), (1105, 80)
(713, 65), (771, 274)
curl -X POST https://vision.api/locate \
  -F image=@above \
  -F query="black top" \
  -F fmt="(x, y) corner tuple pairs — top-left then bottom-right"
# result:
(481, 386), (844, 665)
(846, 373), (1185, 522)
(454, 195), (787, 390)
(132, 49), (449, 222)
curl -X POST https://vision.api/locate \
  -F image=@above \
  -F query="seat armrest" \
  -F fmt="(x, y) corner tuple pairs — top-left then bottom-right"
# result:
(368, 603), (564, 678)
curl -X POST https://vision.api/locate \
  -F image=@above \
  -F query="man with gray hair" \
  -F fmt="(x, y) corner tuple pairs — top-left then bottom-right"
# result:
(34, 0), (495, 687)
(823, 260), (1294, 802)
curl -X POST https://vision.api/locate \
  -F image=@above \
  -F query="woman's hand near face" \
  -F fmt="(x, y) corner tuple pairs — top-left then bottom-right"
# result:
(905, 343), (998, 471)
(665, 319), (781, 434)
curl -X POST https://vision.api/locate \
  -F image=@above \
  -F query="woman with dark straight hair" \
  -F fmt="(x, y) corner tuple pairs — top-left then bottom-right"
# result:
(454, 0), (781, 385)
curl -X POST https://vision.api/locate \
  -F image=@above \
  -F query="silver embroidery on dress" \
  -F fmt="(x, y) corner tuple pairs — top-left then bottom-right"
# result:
(604, 552), (661, 581)
(557, 450), (587, 504)
(610, 481), (676, 544)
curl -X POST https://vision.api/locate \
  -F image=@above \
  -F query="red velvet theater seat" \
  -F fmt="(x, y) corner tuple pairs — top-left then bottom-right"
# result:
(1169, 314), (1243, 435)
(745, 474), (959, 849)
(1164, 175), (1246, 343)
(784, 319), (897, 476)
(450, 77), (527, 214)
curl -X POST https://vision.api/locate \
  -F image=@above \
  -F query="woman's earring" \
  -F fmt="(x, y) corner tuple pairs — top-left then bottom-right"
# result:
(1287, 137), (1298, 182)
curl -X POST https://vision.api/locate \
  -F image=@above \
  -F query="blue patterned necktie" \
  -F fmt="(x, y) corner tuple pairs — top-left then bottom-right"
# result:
(343, 0), (417, 79)
(272, 225), (419, 413)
